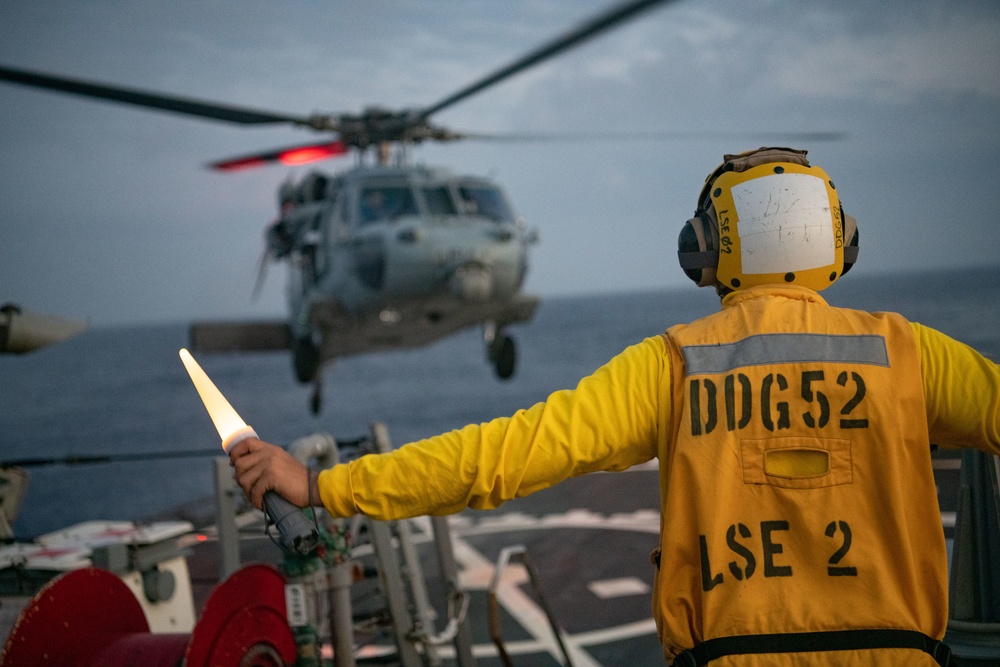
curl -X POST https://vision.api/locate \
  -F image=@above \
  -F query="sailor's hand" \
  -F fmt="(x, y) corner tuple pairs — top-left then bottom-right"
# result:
(228, 437), (312, 510)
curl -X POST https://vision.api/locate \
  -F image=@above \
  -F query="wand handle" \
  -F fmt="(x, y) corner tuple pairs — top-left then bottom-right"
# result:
(223, 427), (317, 556)
(263, 490), (319, 555)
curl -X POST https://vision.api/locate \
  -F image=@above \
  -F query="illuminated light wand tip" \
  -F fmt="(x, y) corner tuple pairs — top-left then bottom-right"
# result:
(178, 348), (257, 451)
(178, 348), (318, 555)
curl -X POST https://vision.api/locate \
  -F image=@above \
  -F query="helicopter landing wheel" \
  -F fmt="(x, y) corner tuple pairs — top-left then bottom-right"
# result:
(310, 375), (323, 415)
(491, 333), (516, 380)
(293, 336), (321, 384)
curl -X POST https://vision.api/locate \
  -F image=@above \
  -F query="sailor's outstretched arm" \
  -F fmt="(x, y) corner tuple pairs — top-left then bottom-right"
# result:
(317, 336), (668, 520)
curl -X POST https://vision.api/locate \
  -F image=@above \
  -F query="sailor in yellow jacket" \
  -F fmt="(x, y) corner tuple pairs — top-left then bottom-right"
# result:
(230, 147), (1000, 665)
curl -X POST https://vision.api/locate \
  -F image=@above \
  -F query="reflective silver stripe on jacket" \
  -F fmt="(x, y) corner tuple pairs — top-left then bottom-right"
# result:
(681, 333), (890, 376)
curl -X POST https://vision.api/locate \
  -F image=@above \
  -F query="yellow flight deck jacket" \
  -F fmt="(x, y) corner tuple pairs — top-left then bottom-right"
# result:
(316, 285), (1000, 665)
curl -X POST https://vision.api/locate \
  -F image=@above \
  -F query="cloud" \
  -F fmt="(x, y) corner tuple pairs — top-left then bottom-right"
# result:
(764, 4), (1000, 102)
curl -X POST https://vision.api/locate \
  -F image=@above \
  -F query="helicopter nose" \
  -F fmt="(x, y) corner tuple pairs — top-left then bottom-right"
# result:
(449, 264), (492, 301)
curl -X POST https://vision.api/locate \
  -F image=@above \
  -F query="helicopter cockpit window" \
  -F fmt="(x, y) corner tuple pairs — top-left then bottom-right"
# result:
(358, 186), (418, 225)
(422, 186), (458, 216)
(458, 185), (514, 223)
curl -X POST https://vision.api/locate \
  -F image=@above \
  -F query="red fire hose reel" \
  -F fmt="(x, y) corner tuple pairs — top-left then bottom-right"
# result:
(1, 564), (297, 667)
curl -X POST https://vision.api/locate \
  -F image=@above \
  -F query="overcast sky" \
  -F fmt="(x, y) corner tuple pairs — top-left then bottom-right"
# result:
(2, 0), (999, 327)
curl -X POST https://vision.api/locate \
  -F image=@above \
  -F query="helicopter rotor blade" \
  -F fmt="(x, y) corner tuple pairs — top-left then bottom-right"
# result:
(210, 140), (349, 171)
(1, 1), (680, 159)
(0, 64), (316, 127)
(417, 0), (674, 120)
(455, 130), (847, 143)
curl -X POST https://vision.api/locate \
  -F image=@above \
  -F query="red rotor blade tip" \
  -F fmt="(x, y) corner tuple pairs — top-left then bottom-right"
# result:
(278, 141), (347, 166)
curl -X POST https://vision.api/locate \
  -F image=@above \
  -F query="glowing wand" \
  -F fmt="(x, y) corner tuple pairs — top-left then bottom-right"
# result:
(179, 348), (318, 555)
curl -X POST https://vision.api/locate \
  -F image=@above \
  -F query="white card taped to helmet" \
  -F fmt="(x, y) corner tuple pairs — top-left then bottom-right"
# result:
(732, 172), (835, 275)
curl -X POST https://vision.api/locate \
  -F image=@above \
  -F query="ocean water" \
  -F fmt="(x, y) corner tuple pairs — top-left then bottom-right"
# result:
(2, 265), (999, 537)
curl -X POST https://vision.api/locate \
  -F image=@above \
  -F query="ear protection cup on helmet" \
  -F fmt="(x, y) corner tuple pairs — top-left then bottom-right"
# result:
(677, 210), (719, 287)
(841, 211), (859, 276)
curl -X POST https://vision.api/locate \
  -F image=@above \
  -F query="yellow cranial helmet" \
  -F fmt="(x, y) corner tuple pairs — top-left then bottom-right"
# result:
(677, 147), (858, 293)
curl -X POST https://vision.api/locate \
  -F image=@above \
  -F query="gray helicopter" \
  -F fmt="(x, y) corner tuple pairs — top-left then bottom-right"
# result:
(231, 161), (542, 415)
(0, 0), (678, 413)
